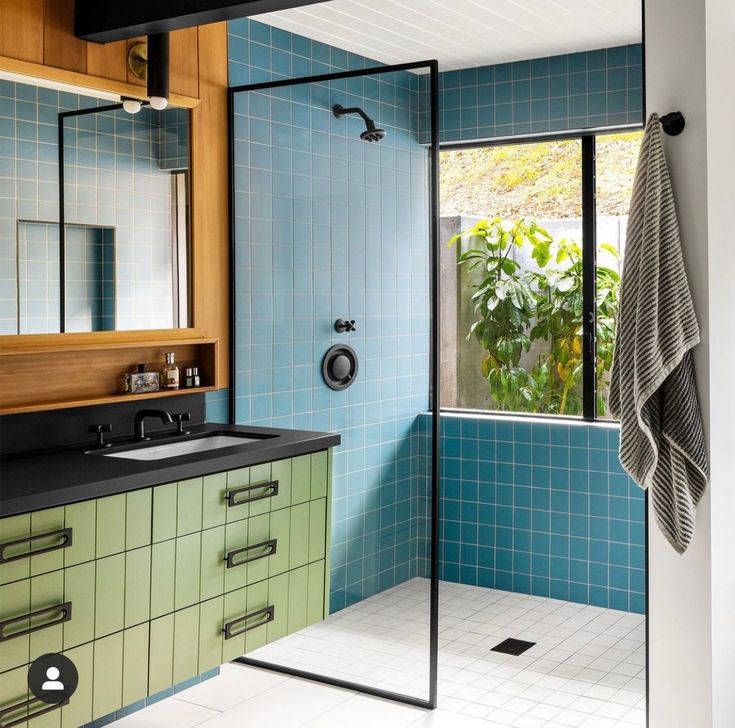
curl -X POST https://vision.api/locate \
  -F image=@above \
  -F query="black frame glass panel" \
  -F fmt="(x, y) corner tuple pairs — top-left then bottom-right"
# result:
(227, 60), (441, 709)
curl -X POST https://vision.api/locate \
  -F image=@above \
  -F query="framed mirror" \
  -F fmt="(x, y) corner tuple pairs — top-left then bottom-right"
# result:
(0, 78), (191, 335)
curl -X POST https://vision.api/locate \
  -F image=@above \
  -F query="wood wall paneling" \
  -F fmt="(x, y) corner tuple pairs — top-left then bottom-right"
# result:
(86, 39), (128, 82)
(43, 0), (87, 73)
(170, 28), (199, 98)
(0, 0), (44, 63)
(192, 23), (229, 388)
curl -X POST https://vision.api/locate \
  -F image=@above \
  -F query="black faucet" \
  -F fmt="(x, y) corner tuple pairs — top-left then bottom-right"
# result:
(134, 409), (173, 441)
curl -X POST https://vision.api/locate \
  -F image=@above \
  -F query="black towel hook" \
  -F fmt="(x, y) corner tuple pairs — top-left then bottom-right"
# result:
(660, 111), (685, 136)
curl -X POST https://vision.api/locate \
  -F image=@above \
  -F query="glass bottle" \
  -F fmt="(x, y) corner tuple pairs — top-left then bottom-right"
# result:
(161, 352), (180, 390)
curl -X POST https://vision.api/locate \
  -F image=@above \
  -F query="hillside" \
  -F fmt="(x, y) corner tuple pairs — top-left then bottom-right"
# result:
(440, 131), (643, 220)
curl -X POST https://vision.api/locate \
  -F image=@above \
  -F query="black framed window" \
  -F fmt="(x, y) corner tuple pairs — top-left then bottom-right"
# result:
(439, 128), (643, 421)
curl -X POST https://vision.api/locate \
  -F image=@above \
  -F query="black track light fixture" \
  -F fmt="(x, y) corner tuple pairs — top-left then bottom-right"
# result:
(147, 32), (170, 110)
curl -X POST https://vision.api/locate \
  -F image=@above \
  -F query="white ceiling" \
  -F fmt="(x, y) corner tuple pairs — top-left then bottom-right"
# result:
(256, 0), (642, 71)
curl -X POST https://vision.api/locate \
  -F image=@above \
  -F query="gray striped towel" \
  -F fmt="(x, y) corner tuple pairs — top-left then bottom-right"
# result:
(609, 113), (709, 554)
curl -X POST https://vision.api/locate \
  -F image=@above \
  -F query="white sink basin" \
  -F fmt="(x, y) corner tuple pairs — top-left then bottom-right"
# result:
(103, 435), (259, 461)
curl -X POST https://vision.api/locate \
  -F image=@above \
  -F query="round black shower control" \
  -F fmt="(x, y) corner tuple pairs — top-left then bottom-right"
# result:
(322, 345), (359, 391)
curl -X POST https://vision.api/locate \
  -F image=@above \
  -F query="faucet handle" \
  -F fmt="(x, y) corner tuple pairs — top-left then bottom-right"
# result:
(335, 319), (357, 333)
(172, 412), (191, 435)
(88, 424), (112, 448)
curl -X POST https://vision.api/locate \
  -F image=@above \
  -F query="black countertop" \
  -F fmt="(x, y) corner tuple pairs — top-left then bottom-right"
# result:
(0, 423), (340, 517)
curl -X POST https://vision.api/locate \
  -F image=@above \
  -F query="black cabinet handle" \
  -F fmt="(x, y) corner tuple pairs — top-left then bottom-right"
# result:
(222, 605), (275, 640)
(0, 697), (65, 728)
(226, 480), (279, 508)
(0, 602), (72, 643)
(0, 528), (73, 565)
(224, 539), (277, 570)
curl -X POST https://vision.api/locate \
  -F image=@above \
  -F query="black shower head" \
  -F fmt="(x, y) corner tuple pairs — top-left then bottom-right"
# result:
(333, 104), (386, 143)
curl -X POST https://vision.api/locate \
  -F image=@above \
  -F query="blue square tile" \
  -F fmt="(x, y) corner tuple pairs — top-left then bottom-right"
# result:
(514, 551), (531, 574)
(531, 576), (550, 596)
(550, 556), (569, 580)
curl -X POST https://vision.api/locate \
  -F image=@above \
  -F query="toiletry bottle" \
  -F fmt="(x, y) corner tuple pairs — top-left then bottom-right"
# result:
(184, 367), (194, 389)
(192, 366), (200, 387)
(161, 352), (180, 390)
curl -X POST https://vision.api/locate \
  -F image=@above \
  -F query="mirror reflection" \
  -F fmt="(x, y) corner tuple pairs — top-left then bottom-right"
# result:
(0, 80), (191, 335)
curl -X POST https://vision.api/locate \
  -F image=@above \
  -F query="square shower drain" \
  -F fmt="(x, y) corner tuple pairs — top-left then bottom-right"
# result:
(491, 638), (536, 656)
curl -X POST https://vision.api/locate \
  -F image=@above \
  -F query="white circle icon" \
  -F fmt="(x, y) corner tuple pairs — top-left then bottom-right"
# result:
(42, 666), (64, 691)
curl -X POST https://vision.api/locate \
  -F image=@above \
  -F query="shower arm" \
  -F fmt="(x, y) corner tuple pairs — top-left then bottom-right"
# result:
(333, 105), (373, 126)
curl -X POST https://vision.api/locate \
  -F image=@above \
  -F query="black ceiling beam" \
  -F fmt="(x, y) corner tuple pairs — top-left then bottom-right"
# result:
(75, 0), (331, 43)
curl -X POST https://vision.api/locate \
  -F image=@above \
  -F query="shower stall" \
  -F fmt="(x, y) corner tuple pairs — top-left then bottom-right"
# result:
(228, 60), (441, 706)
(226, 37), (647, 724)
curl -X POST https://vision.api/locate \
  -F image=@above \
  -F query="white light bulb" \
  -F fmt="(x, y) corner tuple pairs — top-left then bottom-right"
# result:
(149, 96), (168, 111)
(122, 98), (142, 114)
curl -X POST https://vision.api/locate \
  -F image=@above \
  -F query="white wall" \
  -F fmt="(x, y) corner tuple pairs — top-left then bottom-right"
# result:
(646, 0), (735, 726)
(704, 1), (735, 725)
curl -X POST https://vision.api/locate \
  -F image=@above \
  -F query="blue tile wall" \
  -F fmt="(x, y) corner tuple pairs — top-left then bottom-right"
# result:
(229, 19), (431, 612)
(157, 107), (190, 171)
(428, 44), (643, 143)
(227, 18), (644, 617)
(16, 221), (60, 333)
(438, 414), (646, 613)
(64, 107), (180, 330)
(206, 389), (230, 423)
(65, 224), (115, 332)
(15, 221), (114, 333)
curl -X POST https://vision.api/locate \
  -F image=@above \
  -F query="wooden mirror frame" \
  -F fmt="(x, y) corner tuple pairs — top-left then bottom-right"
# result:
(0, 17), (228, 414)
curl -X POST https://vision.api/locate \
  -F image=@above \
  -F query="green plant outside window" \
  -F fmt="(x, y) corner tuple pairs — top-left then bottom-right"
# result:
(449, 217), (621, 417)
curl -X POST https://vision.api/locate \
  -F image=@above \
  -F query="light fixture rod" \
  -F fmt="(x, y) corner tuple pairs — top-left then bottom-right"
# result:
(147, 32), (170, 105)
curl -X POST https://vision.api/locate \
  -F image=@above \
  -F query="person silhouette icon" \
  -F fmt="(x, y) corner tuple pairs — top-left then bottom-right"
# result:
(29, 653), (78, 705)
(41, 666), (64, 691)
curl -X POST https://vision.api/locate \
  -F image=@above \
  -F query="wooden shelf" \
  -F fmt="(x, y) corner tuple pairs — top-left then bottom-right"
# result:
(0, 386), (218, 416)
(0, 337), (217, 356)
(0, 340), (218, 415)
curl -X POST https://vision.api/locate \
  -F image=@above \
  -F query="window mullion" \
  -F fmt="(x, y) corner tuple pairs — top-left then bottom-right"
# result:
(581, 135), (597, 422)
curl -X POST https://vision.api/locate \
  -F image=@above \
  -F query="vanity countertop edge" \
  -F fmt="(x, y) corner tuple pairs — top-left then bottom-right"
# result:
(0, 423), (341, 518)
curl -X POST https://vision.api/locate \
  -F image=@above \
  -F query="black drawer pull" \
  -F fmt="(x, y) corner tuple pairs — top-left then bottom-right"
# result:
(0, 527), (72, 565)
(0, 602), (72, 643)
(226, 480), (279, 508)
(0, 696), (65, 728)
(224, 539), (277, 570)
(222, 605), (275, 640)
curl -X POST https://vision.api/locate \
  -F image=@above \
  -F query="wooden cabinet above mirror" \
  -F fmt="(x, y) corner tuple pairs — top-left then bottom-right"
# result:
(0, 6), (228, 414)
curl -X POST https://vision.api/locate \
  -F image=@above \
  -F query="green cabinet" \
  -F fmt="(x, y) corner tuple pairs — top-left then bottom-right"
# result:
(149, 560), (327, 687)
(0, 547), (152, 674)
(0, 491), (152, 587)
(0, 449), (332, 728)
(0, 627), (144, 728)
(149, 497), (327, 616)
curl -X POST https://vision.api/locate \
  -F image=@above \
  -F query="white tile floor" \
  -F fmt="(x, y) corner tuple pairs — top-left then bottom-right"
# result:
(109, 579), (646, 728)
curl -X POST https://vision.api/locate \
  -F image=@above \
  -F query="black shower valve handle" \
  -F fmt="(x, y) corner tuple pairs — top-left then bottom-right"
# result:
(335, 319), (357, 333)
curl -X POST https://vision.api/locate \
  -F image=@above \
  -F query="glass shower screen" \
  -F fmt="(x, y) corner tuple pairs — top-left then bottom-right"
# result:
(228, 61), (440, 706)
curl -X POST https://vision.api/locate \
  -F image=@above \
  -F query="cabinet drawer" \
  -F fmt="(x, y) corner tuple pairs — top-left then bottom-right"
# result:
(0, 623), (147, 728)
(0, 547), (151, 674)
(148, 560), (327, 695)
(0, 490), (152, 586)
(150, 452), (330, 543)
(150, 498), (327, 617)
(0, 642), (93, 728)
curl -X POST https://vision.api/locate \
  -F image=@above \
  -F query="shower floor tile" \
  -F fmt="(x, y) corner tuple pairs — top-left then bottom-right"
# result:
(248, 578), (646, 728)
